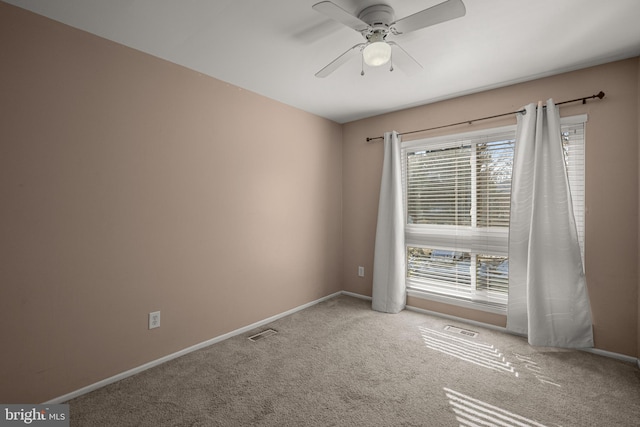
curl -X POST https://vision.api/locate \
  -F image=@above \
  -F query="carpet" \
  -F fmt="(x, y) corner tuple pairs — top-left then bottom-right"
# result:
(67, 295), (640, 426)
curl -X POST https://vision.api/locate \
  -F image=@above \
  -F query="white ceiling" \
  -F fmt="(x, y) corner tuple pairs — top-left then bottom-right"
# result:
(5, 0), (640, 123)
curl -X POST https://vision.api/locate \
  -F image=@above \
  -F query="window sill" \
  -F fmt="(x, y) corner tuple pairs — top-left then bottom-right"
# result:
(406, 288), (507, 315)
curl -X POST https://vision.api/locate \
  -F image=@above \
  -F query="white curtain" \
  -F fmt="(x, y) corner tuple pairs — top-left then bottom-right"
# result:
(372, 131), (406, 313)
(507, 99), (594, 348)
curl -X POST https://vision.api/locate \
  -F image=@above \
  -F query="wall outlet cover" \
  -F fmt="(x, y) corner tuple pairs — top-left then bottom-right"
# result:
(149, 311), (161, 329)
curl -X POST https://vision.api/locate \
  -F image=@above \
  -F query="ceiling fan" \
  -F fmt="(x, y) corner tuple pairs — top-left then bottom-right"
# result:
(312, 0), (466, 77)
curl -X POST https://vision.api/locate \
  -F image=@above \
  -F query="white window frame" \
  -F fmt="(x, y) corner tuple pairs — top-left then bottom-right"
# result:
(402, 115), (587, 314)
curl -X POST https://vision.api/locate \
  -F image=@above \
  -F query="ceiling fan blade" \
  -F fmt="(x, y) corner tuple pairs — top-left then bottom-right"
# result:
(315, 43), (365, 78)
(391, 0), (466, 34)
(388, 42), (423, 76)
(312, 1), (370, 32)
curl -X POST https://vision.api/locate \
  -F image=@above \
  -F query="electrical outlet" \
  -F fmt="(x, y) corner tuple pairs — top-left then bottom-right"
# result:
(149, 311), (160, 329)
(358, 266), (365, 277)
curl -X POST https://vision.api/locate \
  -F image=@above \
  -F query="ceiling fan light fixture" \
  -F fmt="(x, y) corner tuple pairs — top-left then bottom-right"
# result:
(363, 41), (391, 67)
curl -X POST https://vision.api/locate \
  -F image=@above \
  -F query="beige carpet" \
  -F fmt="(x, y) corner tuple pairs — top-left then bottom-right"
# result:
(67, 295), (640, 426)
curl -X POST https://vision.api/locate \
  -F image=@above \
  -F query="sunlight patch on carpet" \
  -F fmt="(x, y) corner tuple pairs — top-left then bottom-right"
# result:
(444, 388), (551, 427)
(419, 326), (518, 376)
(513, 353), (562, 388)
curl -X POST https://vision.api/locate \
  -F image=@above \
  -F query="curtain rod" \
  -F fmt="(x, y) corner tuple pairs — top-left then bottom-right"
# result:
(365, 91), (605, 142)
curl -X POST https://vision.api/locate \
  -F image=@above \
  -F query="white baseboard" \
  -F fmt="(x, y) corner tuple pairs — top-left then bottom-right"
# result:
(341, 291), (372, 301)
(44, 291), (343, 404)
(581, 347), (639, 365)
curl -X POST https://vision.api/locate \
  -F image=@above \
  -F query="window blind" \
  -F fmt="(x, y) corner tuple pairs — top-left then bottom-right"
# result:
(561, 118), (586, 262)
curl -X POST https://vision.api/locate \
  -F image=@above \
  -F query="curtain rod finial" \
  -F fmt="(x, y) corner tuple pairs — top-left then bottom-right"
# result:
(583, 91), (605, 104)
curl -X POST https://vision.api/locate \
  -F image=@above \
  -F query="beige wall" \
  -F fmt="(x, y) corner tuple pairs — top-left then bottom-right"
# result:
(0, 3), (342, 403)
(637, 56), (640, 365)
(343, 59), (640, 358)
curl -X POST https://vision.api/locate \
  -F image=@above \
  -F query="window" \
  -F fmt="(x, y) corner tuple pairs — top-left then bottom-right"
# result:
(402, 116), (586, 313)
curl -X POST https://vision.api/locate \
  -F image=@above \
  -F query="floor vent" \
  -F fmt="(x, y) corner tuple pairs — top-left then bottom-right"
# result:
(444, 325), (478, 338)
(248, 328), (277, 342)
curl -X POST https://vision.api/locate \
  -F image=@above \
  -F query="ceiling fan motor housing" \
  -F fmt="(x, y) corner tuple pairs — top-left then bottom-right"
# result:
(358, 4), (395, 27)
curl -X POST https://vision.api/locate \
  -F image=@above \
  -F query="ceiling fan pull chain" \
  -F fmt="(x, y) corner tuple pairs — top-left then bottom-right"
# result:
(361, 54), (365, 76)
(389, 52), (394, 72)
